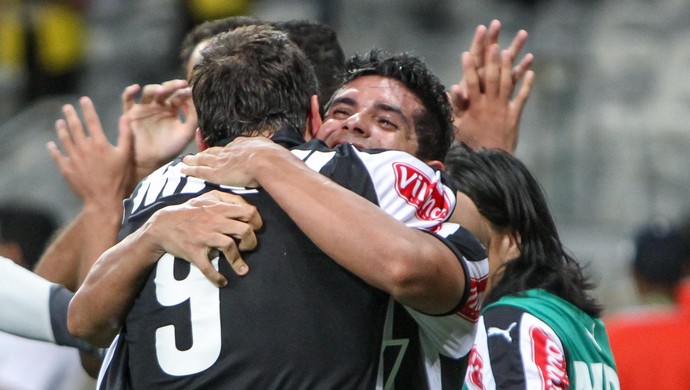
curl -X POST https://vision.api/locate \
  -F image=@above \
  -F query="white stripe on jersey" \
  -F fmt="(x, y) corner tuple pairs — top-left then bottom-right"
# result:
(291, 148), (335, 172)
(465, 316), (496, 390)
(295, 144), (456, 231)
(519, 312), (567, 389)
(96, 334), (120, 389)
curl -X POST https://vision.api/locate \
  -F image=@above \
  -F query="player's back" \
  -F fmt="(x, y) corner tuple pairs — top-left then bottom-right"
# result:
(101, 138), (459, 389)
(118, 157), (387, 389)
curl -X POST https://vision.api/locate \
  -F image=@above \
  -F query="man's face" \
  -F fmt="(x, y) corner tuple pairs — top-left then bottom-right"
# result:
(316, 75), (421, 156)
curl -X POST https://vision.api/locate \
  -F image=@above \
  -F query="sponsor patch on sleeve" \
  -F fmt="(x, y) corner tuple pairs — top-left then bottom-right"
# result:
(393, 162), (451, 223)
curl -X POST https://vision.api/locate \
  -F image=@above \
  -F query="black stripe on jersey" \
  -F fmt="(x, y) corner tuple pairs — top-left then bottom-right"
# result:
(316, 143), (381, 205)
(483, 305), (526, 389)
(384, 302), (471, 390)
(98, 335), (132, 390)
(419, 226), (486, 316)
(385, 301), (429, 390)
(440, 353), (470, 390)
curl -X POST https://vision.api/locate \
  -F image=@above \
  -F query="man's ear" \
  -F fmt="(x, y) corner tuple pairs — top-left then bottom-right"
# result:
(195, 128), (209, 151)
(305, 94), (323, 140)
(427, 160), (445, 171)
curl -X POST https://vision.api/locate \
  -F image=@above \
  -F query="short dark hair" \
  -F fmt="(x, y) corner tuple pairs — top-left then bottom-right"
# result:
(331, 49), (453, 162)
(190, 25), (318, 146)
(179, 16), (262, 71)
(445, 144), (602, 317)
(180, 17), (345, 115)
(272, 20), (345, 113)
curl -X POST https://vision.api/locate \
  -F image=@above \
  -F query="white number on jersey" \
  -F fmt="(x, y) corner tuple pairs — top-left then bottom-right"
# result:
(154, 254), (221, 376)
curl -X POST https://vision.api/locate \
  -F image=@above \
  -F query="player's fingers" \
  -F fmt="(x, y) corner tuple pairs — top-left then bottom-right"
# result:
(47, 139), (67, 168)
(166, 87), (192, 110)
(183, 147), (222, 166)
(117, 114), (134, 154)
(485, 44), (501, 97)
(121, 84), (141, 114)
(462, 52), (481, 101)
(55, 117), (77, 158)
(486, 19), (501, 47)
(222, 243), (249, 277)
(224, 219), (258, 251)
(513, 70), (535, 111)
(80, 97), (107, 143)
(499, 50), (515, 101)
(190, 251), (228, 287)
(512, 53), (534, 84)
(154, 81), (186, 107)
(468, 24), (487, 68)
(140, 84), (161, 104)
(506, 29), (528, 60)
(180, 165), (217, 182)
(62, 103), (87, 145)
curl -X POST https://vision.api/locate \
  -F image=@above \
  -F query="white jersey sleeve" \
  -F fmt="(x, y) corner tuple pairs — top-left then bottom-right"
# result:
(0, 256), (56, 342)
(293, 144), (456, 230)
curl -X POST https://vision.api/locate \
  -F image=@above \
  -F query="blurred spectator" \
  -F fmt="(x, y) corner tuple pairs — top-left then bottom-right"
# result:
(630, 220), (690, 305)
(605, 216), (690, 389)
(0, 202), (94, 390)
(0, 0), (87, 119)
(0, 201), (59, 269)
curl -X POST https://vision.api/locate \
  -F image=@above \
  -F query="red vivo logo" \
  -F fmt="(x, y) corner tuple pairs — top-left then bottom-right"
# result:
(467, 346), (486, 390)
(393, 162), (450, 222)
(531, 327), (569, 390)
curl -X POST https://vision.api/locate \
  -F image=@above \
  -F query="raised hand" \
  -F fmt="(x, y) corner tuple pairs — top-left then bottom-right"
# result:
(122, 79), (196, 181)
(142, 190), (263, 283)
(449, 20), (535, 153)
(47, 96), (134, 207)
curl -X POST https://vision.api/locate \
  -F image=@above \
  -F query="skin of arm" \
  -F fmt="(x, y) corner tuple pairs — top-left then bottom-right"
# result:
(68, 190), (262, 346)
(182, 138), (466, 315)
(33, 217), (84, 291)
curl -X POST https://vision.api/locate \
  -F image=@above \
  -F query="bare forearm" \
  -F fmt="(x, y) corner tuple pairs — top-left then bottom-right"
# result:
(34, 200), (123, 291)
(34, 214), (84, 291)
(68, 225), (163, 347)
(249, 148), (464, 313)
(78, 201), (123, 285)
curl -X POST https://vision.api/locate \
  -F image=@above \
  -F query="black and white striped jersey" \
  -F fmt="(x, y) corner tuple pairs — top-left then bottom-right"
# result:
(98, 138), (487, 389)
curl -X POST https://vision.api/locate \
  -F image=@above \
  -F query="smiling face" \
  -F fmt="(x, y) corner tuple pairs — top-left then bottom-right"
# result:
(316, 75), (422, 156)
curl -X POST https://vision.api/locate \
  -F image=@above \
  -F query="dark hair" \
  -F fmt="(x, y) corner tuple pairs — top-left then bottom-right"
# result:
(330, 49), (453, 162)
(179, 16), (262, 71)
(180, 17), (345, 115)
(632, 220), (690, 287)
(271, 20), (345, 114)
(0, 203), (59, 269)
(445, 144), (602, 317)
(190, 25), (318, 146)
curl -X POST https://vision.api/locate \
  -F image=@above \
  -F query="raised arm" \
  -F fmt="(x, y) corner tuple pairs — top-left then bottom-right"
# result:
(182, 138), (467, 314)
(36, 97), (133, 289)
(68, 190), (262, 346)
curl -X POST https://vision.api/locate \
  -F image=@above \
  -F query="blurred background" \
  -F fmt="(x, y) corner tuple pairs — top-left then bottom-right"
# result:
(1, 0), (689, 313)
